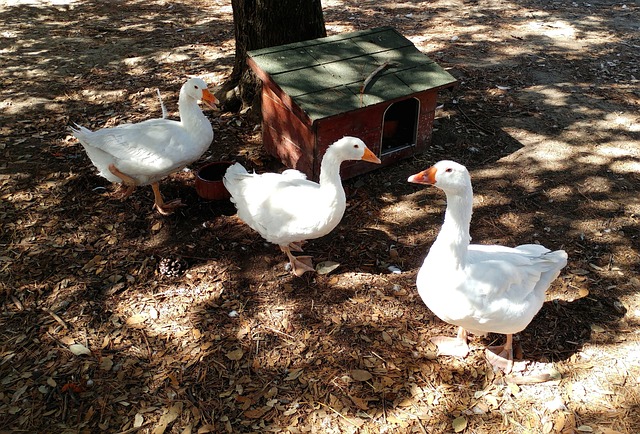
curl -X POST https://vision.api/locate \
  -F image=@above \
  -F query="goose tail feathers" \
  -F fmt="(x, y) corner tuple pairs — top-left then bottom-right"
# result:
(534, 249), (568, 293)
(223, 162), (250, 200)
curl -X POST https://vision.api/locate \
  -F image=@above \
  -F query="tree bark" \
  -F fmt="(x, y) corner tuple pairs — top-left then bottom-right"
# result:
(221, 0), (326, 113)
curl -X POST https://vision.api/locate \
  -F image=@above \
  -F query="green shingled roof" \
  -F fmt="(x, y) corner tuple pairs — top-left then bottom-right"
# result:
(248, 27), (457, 122)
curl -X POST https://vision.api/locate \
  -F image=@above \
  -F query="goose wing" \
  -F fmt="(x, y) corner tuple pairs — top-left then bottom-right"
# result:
(456, 244), (567, 333)
(72, 120), (192, 175)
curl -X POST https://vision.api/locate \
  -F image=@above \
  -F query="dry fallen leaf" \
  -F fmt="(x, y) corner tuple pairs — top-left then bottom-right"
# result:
(100, 357), (114, 371)
(351, 369), (372, 381)
(152, 402), (183, 434)
(244, 407), (267, 419)
(485, 394), (499, 408)
(69, 343), (91, 356)
(285, 368), (303, 381)
(452, 416), (467, 433)
(134, 413), (144, 428)
(598, 428), (624, 434)
(316, 261), (340, 275)
(350, 395), (369, 410)
(382, 331), (392, 345)
(226, 348), (244, 361)
(126, 314), (147, 326)
(508, 383), (520, 395)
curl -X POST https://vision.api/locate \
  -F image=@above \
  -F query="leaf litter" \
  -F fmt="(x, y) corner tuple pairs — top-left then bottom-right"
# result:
(1, 0), (640, 433)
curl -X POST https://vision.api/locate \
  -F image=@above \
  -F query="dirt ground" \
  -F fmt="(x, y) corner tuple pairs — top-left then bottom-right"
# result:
(1, 0), (639, 433)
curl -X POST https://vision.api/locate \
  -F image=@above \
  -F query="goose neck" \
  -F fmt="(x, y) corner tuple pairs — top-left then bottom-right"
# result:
(177, 88), (213, 145)
(318, 151), (343, 189)
(434, 189), (473, 267)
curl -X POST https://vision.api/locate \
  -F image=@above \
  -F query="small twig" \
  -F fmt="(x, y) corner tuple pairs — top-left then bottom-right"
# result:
(397, 407), (428, 433)
(575, 186), (593, 202)
(139, 330), (152, 360)
(360, 62), (392, 94)
(42, 307), (68, 329)
(455, 104), (496, 135)
(208, 358), (228, 371)
(11, 295), (24, 311)
(370, 350), (388, 364)
(260, 324), (296, 341)
(114, 421), (152, 434)
(316, 401), (359, 427)
(414, 414), (429, 434)
(382, 397), (387, 424)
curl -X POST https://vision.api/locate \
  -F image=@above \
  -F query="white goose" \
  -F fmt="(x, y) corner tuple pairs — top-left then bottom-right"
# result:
(224, 136), (381, 276)
(408, 160), (567, 372)
(71, 77), (218, 215)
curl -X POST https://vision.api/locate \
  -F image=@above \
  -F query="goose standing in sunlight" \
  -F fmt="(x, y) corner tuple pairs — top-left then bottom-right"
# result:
(408, 160), (567, 373)
(224, 136), (381, 276)
(71, 77), (218, 215)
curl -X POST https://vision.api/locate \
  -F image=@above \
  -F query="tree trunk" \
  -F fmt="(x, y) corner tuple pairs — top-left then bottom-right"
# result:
(220, 0), (326, 114)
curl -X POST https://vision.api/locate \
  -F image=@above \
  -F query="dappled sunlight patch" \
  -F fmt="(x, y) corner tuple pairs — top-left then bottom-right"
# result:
(610, 113), (639, 133)
(543, 185), (574, 203)
(577, 175), (616, 194)
(571, 111), (640, 138)
(2, 0), (639, 432)
(536, 85), (572, 107)
(123, 49), (224, 69)
(500, 130), (577, 164)
(325, 23), (358, 35)
(473, 191), (513, 208)
(3, 0), (79, 6)
(1, 95), (65, 115)
(525, 20), (577, 40)
(371, 197), (438, 232)
(595, 142), (640, 171)
(79, 88), (128, 103)
(562, 343), (640, 427)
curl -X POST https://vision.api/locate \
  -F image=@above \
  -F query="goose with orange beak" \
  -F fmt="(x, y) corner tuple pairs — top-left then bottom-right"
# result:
(71, 77), (218, 215)
(224, 137), (381, 276)
(409, 160), (567, 373)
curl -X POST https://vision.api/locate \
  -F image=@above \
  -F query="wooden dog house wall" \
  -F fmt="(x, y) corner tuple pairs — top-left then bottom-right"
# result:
(247, 27), (458, 181)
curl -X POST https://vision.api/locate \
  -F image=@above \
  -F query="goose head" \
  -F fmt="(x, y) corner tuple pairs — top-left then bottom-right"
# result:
(408, 160), (471, 195)
(327, 136), (381, 164)
(183, 77), (219, 109)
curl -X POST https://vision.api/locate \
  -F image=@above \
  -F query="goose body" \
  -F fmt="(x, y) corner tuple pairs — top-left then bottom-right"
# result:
(224, 136), (381, 275)
(409, 160), (567, 371)
(71, 77), (218, 214)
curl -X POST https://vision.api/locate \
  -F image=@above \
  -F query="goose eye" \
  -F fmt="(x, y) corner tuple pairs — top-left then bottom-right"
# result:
(445, 168), (453, 173)
(194, 85), (199, 89)
(353, 144), (359, 149)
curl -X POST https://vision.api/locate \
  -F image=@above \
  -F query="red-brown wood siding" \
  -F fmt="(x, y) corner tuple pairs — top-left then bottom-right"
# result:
(261, 85), (315, 176)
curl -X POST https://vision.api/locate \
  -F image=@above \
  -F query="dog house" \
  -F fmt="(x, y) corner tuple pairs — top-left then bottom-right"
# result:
(247, 26), (457, 180)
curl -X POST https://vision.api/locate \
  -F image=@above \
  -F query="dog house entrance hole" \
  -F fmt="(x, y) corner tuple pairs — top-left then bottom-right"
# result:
(381, 98), (419, 155)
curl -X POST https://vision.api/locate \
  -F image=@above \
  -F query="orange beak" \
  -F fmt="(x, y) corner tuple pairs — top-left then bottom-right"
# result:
(408, 166), (437, 185)
(361, 146), (381, 164)
(201, 88), (219, 110)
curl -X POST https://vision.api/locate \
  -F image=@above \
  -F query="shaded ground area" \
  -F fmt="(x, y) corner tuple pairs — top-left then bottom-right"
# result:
(1, 0), (639, 433)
